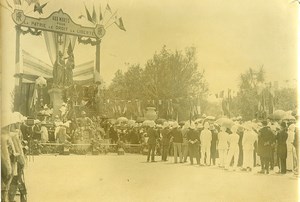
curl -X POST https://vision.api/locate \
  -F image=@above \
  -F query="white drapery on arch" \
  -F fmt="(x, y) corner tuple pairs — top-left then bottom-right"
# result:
(43, 31), (77, 65)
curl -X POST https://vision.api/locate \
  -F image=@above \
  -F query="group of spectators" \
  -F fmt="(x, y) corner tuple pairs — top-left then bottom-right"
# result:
(144, 118), (299, 175)
(16, 109), (299, 176)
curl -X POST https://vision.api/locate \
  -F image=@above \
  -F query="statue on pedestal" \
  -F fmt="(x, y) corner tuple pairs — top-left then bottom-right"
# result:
(65, 47), (75, 86)
(53, 51), (65, 87)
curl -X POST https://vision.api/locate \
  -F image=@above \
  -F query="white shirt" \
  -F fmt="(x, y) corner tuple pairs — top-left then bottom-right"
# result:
(218, 131), (229, 150)
(242, 130), (257, 150)
(200, 129), (212, 145)
(228, 133), (240, 150)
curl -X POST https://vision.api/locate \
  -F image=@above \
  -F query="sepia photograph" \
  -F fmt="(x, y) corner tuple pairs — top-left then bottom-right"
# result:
(0, 0), (299, 201)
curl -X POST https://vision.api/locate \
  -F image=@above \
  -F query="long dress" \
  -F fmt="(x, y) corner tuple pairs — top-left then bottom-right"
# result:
(286, 130), (295, 170)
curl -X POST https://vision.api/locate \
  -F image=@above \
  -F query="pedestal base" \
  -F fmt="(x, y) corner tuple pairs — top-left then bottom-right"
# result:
(48, 88), (63, 117)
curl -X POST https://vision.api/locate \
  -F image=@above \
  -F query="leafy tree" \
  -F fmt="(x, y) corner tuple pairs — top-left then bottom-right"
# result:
(142, 46), (207, 100)
(274, 88), (297, 111)
(106, 46), (208, 120)
(238, 66), (265, 120)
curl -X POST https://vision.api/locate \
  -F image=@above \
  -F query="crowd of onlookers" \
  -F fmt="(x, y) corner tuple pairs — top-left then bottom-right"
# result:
(142, 118), (299, 175)
(16, 110), (299, 175)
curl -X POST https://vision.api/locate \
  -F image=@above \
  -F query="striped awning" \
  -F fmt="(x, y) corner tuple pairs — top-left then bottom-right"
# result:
(19, 50), (95, 85)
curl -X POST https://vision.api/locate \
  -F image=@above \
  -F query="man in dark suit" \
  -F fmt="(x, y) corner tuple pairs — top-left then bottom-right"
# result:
(161, 123), (170, 161)
(147, 122), (158, 162)
(187, 123), (200, 165)
(258, 120), (275, 174)
(276, 122), (288, 174)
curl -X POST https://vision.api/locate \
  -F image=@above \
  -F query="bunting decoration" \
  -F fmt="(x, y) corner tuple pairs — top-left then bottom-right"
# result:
(84, 5), (93, 23)
(99, 5), (103, 21)
(92, 5), (97, 24)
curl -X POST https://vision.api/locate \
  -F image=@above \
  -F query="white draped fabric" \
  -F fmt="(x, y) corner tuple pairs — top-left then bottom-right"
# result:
(43, 31), (77, 65)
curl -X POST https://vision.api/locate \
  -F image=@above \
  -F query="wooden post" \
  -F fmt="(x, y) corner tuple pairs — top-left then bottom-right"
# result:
(95, 39), (101, 76)
(15, 26), (22, 112)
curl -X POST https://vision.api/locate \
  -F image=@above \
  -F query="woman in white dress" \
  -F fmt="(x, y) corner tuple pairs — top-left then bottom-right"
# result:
(286, 124), (296, 171)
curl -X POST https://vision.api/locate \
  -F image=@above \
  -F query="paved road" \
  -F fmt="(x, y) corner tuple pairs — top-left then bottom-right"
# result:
(19, 154), (299, 202)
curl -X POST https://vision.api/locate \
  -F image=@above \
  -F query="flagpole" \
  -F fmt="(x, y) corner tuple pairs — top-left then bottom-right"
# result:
(105, 21), (115, 29)
(104, 10), (118, 26)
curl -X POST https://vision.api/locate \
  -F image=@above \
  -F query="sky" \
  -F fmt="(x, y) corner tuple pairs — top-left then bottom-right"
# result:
(1, 0), (299, 113)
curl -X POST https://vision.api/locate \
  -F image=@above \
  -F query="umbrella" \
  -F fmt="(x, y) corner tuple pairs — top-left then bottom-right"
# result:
(282, 114), (296, 121)
(12, 112), (26, 123)
(215, 118), (234, 129)
(143, 120), (155, 127)
(142, 120), (152, 126)
(136, 117), (146, 123)
(117, 117), (128, 123)
(205, 116), (216, 120)
(108, 119), (117, 124)
(128, 120), (136, 126)
(273, 110), (286, 120)
(155, 118), (166, 124)
(179, 121), (186, 126)
(194, 118), (203, 124)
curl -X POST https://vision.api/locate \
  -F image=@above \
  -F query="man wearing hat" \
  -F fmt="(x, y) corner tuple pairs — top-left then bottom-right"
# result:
(161, 122), (171, 161)
(225, 125), (240, 170)
(217, 126), (229, 168)
(200, 122), (212, 166)
(276, 122), (288, 174)
(258, 120), (275, 174)
(147, 122), (158, 162)
(242, 123), (257, 171)
(187, 123), (200, 165)
(170, 122), (183, 163)
(32, 120), (41, 141)
(1, 115), (27, 202)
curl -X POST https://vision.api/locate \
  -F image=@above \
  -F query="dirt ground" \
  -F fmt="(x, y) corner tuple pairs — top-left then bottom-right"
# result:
(18, 154), (299, 202)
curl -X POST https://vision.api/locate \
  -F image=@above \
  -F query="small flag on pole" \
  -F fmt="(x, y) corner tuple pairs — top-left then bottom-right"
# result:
(85, 5), (93, 23)
(34, 2), (48, 14)
(106, 3), (112, 13)
(92, 5), (97, 23)
(99, 5), (103, 21)
(115, 17), (126, 31)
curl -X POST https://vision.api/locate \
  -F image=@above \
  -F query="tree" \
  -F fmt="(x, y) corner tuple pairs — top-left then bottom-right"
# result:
(142, 46), (207, 100)
(106, 69), (126, 100)
(238, 66), (266, 120)
(107, 46), (208, 120)
(274, 88), (297, 111)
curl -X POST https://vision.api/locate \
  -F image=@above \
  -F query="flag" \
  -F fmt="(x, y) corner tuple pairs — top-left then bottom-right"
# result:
(99, 5), (103, 21)
(34, 2), (47, 14)
(106, 3), (112, 13)
(85, 5), (93, 23)
(30, 88), (38, 108)
(13, 0), (21, 5)
(92, 5), (97, 23)
(115, 17), (126, 31)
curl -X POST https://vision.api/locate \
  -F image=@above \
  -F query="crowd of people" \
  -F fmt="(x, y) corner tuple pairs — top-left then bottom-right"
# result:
(1, 108), (299, 201)
(6, 106), (299, 176)
(143, 118), (299, 176)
